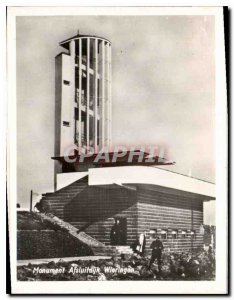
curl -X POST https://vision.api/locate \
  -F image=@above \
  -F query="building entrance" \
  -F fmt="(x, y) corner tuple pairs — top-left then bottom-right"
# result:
(110, 217), (127, 246)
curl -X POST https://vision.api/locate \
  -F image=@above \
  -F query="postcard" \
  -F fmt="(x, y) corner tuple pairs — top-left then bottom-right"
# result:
(7, 6), (228, 294)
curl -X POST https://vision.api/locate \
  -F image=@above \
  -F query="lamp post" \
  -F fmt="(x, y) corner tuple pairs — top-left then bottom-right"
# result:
(30, 190), (33, 212)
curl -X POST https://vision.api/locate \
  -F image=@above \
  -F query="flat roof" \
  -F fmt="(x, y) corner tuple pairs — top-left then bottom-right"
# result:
(51, 151), (175, 167)
(88, 166), (215, 199)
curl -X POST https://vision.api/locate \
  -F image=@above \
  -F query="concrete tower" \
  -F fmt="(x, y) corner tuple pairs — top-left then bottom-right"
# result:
(55, 33), (112, 157)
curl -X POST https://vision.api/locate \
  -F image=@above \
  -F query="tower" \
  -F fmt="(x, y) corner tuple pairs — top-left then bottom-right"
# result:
(55, 33), (112, 158)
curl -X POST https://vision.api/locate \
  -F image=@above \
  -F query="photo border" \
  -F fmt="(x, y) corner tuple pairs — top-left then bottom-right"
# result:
(6, 5), (228, 295)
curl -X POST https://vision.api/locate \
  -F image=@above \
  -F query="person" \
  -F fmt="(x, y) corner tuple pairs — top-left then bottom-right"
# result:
(131, 238), (140, 254)
(149, 236), (164, 272)
(208, 244), (213, 256)
(110, 219), (121, 245)
(136, 231), (147, 256)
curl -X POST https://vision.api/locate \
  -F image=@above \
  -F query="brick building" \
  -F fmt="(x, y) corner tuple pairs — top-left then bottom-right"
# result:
(41, 32), (215, 254)
(42, 165), (215, 253)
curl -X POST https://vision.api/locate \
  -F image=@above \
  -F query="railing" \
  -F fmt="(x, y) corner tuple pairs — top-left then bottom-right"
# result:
(81, 95), (87, 106)
(75, 55), (96, 67)
(82, 56), (87, 64)
(74, 132), (87, 145)
(89, 96), (101, 112)
(75, 56), (87, 65)
(81, 133), (87, 145)
(75, 91), (100, 112)
(75, 55), (96, 69)
(89, 97), (94, 110)
(76, 90), (87, 106)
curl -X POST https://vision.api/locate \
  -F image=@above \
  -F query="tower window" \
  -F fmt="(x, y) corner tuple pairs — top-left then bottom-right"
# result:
(63, 121), (70, 127)
(63, 80), (70, 86)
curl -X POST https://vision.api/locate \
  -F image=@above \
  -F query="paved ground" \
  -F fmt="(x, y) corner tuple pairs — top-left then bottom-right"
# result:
(17, 256), (111, 266)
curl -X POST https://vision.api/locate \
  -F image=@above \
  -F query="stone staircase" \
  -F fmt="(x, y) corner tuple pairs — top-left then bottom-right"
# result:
(38, 212), (133, 257)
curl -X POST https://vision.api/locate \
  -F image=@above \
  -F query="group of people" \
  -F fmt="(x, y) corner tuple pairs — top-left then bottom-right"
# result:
(110, 220), (164, 270)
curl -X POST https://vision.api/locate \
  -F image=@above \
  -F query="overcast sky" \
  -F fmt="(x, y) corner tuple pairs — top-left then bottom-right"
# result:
(17, 15), (215, 224)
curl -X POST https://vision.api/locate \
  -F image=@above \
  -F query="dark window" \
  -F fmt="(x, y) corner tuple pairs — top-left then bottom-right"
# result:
(171, 230), (178, 239)
(63, 121), (70, 127)
(89, 115), (94, 146)
(74, 108), (78, 120)
(90, 39), (94, 69)
(97, 120), (100, 146)
(191, 230), (196, 239)
(98, 40), (101, 54)
(75, 68), (79, 90)
(82, 39), (87, 63)
(97, 79), (100, 106)
(161, 230), (167, 239)
(63, 80), (70, 86)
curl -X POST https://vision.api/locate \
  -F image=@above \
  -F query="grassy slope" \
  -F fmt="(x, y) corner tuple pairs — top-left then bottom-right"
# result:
(17, 211), (93, 259)
(17, 211), (61, 230)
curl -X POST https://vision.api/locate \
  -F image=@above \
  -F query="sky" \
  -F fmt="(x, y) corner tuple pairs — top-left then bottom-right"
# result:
(16, 15), (215, 224)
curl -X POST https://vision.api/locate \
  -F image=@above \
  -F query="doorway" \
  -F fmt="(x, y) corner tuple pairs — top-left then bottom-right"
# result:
(115, 217), (127, 245)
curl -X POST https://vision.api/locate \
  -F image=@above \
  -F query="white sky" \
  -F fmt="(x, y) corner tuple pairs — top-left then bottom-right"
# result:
(16, 15), (215, 224)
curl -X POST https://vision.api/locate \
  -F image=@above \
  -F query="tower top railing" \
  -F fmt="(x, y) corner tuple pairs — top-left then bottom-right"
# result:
(60, 34), (111, 50)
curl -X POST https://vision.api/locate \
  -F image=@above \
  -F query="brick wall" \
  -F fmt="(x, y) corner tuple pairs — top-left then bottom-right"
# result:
(42, 178), (205, 253)
(136, 185), (204, 253)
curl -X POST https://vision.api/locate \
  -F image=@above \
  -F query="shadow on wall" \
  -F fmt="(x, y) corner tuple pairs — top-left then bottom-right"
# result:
(63, 184), (137, 228)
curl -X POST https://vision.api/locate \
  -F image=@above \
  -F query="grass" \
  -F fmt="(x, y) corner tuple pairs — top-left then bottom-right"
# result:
(17, 211), (61, 231)
(17, 211), (93, 259)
